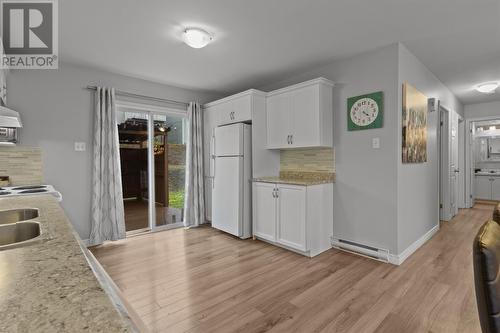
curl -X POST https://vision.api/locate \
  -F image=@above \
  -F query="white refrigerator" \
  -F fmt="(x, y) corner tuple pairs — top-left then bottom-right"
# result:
(212, 123), (252, 239)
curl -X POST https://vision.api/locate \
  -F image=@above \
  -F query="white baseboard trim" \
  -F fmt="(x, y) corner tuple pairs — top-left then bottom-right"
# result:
(388, 224), (440, 265)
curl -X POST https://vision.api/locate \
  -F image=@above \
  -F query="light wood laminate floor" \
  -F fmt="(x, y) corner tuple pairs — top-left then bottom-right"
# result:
(90, 204), (494, 332)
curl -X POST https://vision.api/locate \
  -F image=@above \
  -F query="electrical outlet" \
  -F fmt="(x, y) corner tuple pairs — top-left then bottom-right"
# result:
(74, 142), (86, 152)
(372, 137), (380, 149)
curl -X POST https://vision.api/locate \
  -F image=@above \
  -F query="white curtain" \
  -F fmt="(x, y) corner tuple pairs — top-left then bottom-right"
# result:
(90, 87), (126, 245)
(184, 102), (205, 227)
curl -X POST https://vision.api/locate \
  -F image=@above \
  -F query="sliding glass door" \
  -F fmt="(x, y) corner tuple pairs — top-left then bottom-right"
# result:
(117, 111), (150, 233)
(117, 104), (187, 235)
(152, 113), (186, 228)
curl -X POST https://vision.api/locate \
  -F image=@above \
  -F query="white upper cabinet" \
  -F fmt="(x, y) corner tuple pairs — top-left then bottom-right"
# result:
(206, 90), (260, 127)
(266, 91), (292, 148)
(266, 78), (334, 149)
(231, 94), (252, 123)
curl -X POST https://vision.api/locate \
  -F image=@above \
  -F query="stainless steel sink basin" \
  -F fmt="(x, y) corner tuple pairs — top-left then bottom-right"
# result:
(0, 222), (41, 250)
(0, 208), (41, 250)
(0, 208), (38, 224)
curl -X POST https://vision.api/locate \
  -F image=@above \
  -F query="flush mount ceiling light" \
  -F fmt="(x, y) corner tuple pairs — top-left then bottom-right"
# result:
(182, 28), (212, 49)
(475, 82), (499, 94)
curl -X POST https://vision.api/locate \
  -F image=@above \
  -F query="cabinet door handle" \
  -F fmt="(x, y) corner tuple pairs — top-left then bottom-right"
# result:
(290, 134), (293, 144)
(272, 189), (276, 198)
(276, 188), (279, 198)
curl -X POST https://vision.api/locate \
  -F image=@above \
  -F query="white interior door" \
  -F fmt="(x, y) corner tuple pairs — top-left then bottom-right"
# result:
(458, 117), (465, 208)
(440, 108), (450, 221)
(212, 156), (242, 236)
(450, 112), (459, 217)
(469, 122), (476, 206)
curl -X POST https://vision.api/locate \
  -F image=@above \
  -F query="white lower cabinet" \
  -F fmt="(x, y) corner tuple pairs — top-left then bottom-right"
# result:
(475, 176), (492, 200)
(253, 182), (277, 242)
(475, 176), (500, 201)
(493, 178), (500, 201)
(277, 185), (306, 251)
(252, 181), (333, 257)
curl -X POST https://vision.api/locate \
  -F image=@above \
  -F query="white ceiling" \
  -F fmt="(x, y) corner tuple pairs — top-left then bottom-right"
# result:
(61, 0), (500, 105)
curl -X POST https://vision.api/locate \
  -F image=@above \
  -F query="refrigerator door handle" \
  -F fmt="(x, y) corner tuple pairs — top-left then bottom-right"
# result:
(213, 160), (216, 190)
(211, 133), (216, 189)
(212, 133), (216, 161)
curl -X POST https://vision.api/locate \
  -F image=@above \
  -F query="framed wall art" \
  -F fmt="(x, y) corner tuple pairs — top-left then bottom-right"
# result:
(402, 82), (428, 163)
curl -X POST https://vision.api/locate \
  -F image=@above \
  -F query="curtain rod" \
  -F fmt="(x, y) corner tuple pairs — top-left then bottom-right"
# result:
(85, 85), (189, 108)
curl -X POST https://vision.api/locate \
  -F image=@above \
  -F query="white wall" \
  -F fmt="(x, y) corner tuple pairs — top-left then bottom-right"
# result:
(465, 101), (500, 119)
(396, 43), (463, 253)
(260, 44), (400, 254)
(7, 62), (220, 239)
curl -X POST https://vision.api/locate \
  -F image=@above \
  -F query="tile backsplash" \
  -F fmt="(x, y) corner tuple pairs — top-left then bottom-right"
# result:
(280, 148), (335, 173)
(0, 146), (43, 185)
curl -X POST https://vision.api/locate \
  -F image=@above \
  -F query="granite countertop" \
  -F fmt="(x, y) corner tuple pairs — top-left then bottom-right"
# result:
(0, 195), (134, 333)
(253, 171), (335, 186)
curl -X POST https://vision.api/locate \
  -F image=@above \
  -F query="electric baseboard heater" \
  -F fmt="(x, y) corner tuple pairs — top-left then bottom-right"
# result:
(332, 238), (390, 263)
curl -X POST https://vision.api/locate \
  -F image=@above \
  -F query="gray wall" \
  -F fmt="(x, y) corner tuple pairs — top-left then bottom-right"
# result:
(260, 44), (400, 253)
(260, 43), (463, 256)
(465, 101), (500, 119)
(396, 43), (463, 253)
(7, 62), (220, 239)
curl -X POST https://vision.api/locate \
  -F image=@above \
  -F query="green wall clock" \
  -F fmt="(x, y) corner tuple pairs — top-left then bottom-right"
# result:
(347, 91), (383, 131)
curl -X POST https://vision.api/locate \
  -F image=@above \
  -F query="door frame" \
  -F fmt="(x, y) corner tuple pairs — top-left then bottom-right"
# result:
(439, 105), (451, 221)
(465, 115), (500, 208)
(116, 100), (187, 235)
(458, 115), (465, 208)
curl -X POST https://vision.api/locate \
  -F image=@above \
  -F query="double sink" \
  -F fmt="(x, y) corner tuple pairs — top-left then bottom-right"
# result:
(0, 208), (41, 250)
